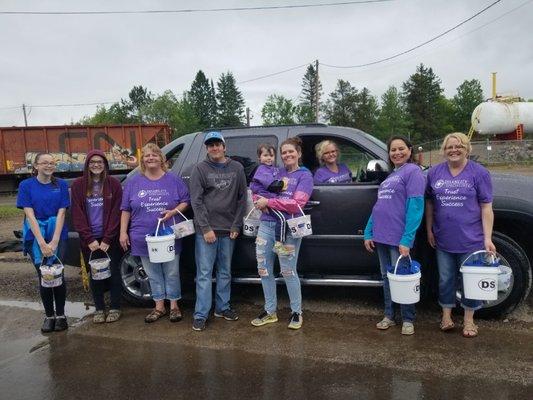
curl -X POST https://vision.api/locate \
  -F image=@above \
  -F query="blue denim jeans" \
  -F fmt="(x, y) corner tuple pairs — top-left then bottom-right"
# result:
(256, 220), (302, 315)
(194, 233), (235, 320)
(375, 243), (416, 322)
(436, 249), (483, 311)
(140, 254), (181, 302)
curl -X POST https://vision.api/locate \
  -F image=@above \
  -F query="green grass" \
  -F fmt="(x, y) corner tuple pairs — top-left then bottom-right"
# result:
(0, 205), (23, 218)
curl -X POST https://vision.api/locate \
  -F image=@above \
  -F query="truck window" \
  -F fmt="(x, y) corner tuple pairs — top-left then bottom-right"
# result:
(298, 135), (377, 183)
(167, 144), (184, 171)
(199, 135), (278, 182)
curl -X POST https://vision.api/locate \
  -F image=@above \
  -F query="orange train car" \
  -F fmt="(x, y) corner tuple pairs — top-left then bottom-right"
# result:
(0, 124), (171, 190)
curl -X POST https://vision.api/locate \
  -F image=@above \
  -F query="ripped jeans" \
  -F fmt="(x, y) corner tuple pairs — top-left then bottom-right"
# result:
(256, 220), (302, 315)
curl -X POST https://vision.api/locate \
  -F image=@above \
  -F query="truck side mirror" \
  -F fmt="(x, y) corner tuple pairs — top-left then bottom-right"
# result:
(365, 159), (390, 182)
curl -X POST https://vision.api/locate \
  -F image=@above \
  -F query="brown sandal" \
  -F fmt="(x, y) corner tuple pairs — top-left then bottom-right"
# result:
(462, 322), (478, 338)
(440, 319), (455, 332)
(144, 309), (166, 323)
(169, 307), (182, 322)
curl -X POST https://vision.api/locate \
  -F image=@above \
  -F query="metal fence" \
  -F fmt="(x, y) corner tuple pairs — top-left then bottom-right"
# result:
(416, 139), (533, 166)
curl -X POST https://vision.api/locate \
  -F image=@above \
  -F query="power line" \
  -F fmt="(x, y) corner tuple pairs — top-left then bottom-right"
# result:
(0, 101), (117, 113)
(30, 101), (116, 108)
(321, 0), (503, 69)
(238, 62), (312, 84)
(0, 1), (394, 15)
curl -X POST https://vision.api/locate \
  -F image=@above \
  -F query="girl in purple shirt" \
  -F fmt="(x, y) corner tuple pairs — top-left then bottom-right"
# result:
(71, 150), (123, 324)
(250, 143), (291, 255)
(425, 132), (496, 338)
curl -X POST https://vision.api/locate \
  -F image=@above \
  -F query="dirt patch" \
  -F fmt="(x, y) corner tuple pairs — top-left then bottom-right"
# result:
(0, 215), (20, 243)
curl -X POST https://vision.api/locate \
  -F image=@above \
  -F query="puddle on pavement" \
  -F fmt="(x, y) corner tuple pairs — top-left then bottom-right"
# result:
(0, 335), (529, 400)
(0, 300), (94, 319)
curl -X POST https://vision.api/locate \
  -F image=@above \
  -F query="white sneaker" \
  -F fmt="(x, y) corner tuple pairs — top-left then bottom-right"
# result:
(401, 322), (415, 335)
(376, 317), (396, 330)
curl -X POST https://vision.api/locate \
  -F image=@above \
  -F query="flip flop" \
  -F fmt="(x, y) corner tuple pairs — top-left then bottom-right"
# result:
(463, 322), (478, 338)
(440, 320), (455, 332)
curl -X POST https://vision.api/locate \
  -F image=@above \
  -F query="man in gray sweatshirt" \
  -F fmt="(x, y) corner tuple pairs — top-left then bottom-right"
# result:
(190, 131), (247, 331)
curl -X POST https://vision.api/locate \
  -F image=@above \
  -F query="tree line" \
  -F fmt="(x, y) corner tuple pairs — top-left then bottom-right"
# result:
(79, 63), (484, 144)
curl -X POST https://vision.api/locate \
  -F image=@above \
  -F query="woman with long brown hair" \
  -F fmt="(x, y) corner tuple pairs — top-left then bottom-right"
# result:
(71, 150), (123, 323)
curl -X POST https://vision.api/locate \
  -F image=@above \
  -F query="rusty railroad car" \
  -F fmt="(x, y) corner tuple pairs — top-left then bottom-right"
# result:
(0, 124), (171, 191)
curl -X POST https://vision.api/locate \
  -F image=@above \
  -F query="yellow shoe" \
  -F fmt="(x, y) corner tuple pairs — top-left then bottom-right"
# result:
(251, 311), (278, 327)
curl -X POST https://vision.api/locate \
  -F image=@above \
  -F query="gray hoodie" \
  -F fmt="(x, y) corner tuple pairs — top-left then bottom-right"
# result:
(190, 157), (247, 235)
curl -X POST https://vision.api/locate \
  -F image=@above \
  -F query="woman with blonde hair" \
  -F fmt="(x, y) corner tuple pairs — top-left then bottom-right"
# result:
(425, 132), (496, 338)
(120, 143), (190, 323)
(313, 140), (352, 184)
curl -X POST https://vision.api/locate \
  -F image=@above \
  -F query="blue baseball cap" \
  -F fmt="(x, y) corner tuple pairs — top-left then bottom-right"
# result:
(204, 131), (225, 145)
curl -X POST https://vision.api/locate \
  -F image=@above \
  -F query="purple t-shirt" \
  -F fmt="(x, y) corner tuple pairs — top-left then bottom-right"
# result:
(426, 161), (493, 253)
(313, 163), (352, 184)
(120, 173), (190, 257)
(371, 163), (425, 246)
(261, 167), (314, 222)
(250, 164), (281, 199)
(86, 182), (104, 238)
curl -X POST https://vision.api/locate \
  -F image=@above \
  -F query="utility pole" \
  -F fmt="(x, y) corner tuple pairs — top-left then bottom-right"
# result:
(246, 107), (251, 126)
(22, 104), (28, 126)
(314, 59), (319, 123)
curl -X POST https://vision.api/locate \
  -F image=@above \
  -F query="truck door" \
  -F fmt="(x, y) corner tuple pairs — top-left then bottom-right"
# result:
(288, 128), (386, 277)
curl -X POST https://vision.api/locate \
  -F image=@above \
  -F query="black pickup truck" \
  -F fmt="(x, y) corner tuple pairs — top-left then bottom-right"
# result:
(64, 124), (533, 318)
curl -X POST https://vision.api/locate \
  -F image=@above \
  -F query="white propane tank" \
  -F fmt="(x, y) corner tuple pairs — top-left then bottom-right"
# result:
(472, 101), (533, 135)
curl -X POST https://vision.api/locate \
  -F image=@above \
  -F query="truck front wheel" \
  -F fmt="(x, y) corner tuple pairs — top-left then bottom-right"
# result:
(119, 251), (153, 307)
(474, 231), (531, 318)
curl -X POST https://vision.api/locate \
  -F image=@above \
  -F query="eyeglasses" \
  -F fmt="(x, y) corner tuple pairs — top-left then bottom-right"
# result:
(36, 162), (56, 166)
(89, 160), (105, 165)
(444, 145), (466, 151)
(323, 150), (338, 156)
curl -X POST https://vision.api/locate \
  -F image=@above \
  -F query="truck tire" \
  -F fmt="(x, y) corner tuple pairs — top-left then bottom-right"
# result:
(119, 251), (154, 307)
(476, 231), (532, 318)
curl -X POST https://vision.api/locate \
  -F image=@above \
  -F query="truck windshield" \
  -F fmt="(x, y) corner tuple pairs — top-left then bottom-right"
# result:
(362, 133), (387, 151)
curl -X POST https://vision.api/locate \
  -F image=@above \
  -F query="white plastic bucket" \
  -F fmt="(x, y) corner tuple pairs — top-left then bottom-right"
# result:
(460, 251), (500, 300)
(39, 254), (64, 288)
(145, 219), (175, 263)
(387, 255), (421, 304)
(171, 211), (195, 239)
(89, 251), (111, 280)
(243, 208), (261, 237)
(287, 205), (312, 238)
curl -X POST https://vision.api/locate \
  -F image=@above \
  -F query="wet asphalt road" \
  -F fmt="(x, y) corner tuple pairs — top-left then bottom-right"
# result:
(0, 301), (532, 400)
(0, 252), (532, 399)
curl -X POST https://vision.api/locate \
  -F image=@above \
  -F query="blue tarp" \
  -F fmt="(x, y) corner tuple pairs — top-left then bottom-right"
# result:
(387, 258), (421, 275)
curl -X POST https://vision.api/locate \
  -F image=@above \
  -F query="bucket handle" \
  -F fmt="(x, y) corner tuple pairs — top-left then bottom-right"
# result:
(154, 218), (168, 237)
(88, 250), (110, 264)
(172, 209), (190, 222)
(39, 252), (64, 268)
(244, 207), (257, 220)
(290, 204), (306, 218)
(393, 254), (412, 275)
(461, 250), (498, 267)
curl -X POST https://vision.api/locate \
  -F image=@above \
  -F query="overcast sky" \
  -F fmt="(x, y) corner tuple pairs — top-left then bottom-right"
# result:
(1, 0), (532, 127)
